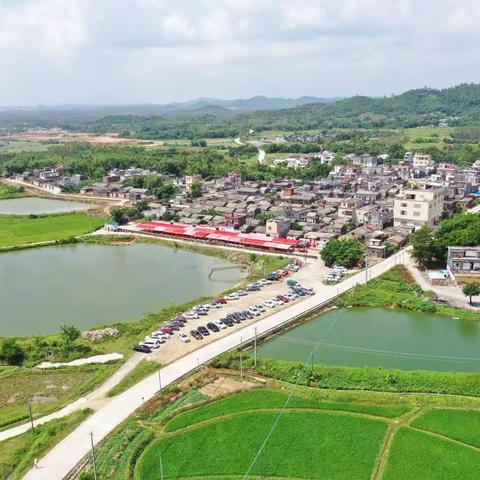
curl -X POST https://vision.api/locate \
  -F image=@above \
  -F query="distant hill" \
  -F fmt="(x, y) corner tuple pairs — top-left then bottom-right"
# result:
(2, 84), (480, 136)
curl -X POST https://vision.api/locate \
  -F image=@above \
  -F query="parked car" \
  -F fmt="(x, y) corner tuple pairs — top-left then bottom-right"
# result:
(198, 326), (210, 336)
(223, 317), (234, 327)
(142, 339), (162, 349)
(215, 298), (227, 304)
(225, 293), (239, 301)
(146, 334), (166, 343)
(248, 306), (260, 316)
(207, 322), (220, 333)
(190, 329), (203, 340)
(133, 344), (152, 353)
(184, 311), (199, 319)
(178, 331), (190, 343)
(161, 327), (174, 335)
(214, 320), (227, 330)
(237, 289), (248, 296)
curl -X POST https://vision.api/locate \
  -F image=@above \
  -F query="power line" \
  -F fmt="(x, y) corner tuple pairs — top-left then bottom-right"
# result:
(240, 287), (352, 480)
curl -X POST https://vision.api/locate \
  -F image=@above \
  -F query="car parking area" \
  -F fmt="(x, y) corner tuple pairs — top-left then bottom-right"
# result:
(136, 261), (317, 365)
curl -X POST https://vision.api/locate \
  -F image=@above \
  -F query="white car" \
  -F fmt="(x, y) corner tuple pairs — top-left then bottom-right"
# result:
(226, 293), (239, 301)
(210, 302), (222, 309)
(255, 304), (266, 312)
(248, 307), (260, 316)
(237, 290), (248, 296)
(178, 331), (190, 343)
(263, 300), (276, 308)
(147, 333), (166, 343)
(142, 339), (162, 349)
(214, 320), (227, 330)
(184, 311), (199, 319)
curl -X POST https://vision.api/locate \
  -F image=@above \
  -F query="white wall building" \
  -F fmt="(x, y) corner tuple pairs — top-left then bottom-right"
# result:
(394, 185), (444, 229)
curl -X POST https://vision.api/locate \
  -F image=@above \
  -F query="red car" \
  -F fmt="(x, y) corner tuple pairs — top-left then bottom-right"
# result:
(162, 327), (173, 335)
(277, 294), (289, 303)
(215, 298), (227, 305)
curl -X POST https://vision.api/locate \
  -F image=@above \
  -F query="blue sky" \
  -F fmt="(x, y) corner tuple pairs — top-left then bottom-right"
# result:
(0, 0), (479, 105)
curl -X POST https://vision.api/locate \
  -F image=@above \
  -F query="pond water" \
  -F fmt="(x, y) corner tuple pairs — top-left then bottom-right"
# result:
(0, 197), (92, 215)
(0, 243), (243, 336)
(257, 307), (480, 372)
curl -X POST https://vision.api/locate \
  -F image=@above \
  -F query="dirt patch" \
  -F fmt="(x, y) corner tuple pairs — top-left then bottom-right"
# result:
(31, 394), (58, 404)
(200, 375), (257, 398)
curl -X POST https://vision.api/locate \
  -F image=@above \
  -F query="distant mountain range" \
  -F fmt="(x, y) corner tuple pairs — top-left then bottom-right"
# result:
(2, 84), (480, 134)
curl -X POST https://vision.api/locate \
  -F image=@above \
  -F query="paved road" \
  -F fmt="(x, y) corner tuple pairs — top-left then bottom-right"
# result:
(23, 249), (409, 479)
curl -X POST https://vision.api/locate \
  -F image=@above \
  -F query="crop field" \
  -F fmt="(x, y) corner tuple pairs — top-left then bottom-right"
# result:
(0, 213), (105, 248)
(131, 388), (480, 480)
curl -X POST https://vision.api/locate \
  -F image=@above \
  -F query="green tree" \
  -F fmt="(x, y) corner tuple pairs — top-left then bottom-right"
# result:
(321, 239), (365, 268)
(410, 226), (439, 266)
(188, 182), (202, 199)
(0, 338), (25, 365)
(60, 325), (81, 356)
(463, 283), (480, 305)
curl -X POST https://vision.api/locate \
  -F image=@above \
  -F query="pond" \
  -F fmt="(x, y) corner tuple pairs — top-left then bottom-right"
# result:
(257, 307), (480, 372)
(0, 197), (92, 215)
(0, 243), (244, 336)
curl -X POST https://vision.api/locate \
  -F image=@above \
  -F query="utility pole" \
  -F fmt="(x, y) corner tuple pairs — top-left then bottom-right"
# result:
(159, 452), (164, 480)
(365, 254), (369, 284)
(90, 432), (98, 480)
(253, 328), (258, 368)
(28, 402), (34, 433)
(240, 336), (244, 379)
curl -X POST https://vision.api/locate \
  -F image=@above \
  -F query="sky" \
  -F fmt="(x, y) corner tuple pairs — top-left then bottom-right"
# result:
(0, 0), (479, 106)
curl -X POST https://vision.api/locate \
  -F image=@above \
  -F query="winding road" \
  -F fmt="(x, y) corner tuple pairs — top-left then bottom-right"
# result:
(19, 248), (410, 479)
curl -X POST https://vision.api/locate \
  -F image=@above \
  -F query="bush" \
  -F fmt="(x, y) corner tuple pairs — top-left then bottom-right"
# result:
(0, 338), (25, 365)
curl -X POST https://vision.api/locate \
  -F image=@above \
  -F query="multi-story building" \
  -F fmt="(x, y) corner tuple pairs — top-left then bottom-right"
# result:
(394, 185), (444, 229)
(266, 217), (291, 238)
(447, 246), (480, 278)
(413, 153), (434, 169)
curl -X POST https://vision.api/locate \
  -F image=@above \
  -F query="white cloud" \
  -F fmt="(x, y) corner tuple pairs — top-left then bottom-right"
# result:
(0, 0), (479, 104)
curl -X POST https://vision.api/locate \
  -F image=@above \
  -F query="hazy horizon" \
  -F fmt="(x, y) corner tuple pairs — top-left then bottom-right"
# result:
(1, 0), (479, 106)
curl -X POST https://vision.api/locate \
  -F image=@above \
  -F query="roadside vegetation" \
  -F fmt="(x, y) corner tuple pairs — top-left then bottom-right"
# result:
(0, 182), (26, 199)
(107, 360), (160, 397)
(0, 212), (105, 249)
(0, 409), (91, 480)
(335, 265), (479, 320)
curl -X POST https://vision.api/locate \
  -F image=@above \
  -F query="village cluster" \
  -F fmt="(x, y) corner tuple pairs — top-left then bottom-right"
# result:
(12, 152), (480, 263)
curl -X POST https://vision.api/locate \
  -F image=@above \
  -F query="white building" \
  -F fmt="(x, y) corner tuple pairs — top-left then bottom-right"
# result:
(394, 185), (444, 230)
(413, 153), (434, 169)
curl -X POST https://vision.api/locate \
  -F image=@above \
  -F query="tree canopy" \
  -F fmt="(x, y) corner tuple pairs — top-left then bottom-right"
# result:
(321, 238), (365, 268)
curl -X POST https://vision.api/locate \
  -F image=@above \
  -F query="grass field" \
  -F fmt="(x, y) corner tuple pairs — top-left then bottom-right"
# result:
(0, 213), (105, 248)
(107, 360), (160, 397)
(164, 389), (408, 432)
(139, 411), (387, 480)
(0, 364), (117, 429)
(412, 409), (480, 448)
(0, 138), (54, 153)
(383, 427), (480, 480)
(0, 409), (90, 479)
